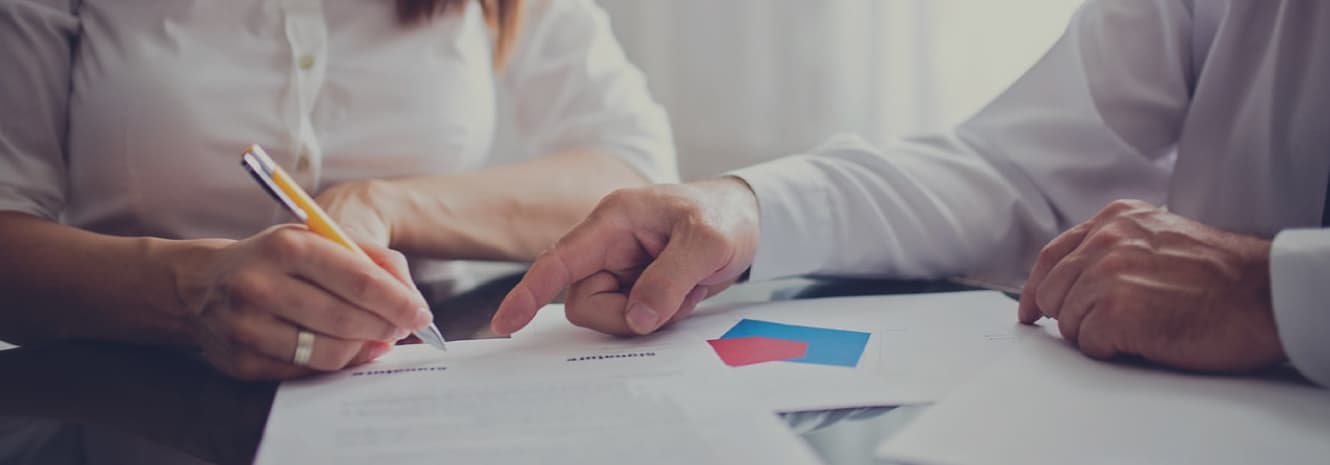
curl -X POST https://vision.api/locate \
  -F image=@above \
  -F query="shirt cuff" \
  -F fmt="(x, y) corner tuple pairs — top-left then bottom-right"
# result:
(1270, 228), (1330, 388)
(727, 155), (835, 281)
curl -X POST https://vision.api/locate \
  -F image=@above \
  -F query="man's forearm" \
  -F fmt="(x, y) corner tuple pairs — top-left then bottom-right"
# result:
(0, 212), (214, 347)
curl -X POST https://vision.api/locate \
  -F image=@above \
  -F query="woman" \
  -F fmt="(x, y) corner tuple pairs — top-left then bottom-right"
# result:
(0, 0), (676, 379)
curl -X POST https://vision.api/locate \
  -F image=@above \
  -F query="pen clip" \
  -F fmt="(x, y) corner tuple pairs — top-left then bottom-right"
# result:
(241, 149), (309, 223)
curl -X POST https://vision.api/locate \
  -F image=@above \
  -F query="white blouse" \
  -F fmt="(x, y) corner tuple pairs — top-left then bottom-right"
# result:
(0, 0), (676, 240)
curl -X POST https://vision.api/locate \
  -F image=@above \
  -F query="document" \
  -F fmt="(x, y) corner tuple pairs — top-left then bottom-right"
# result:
(877, 334), (1330, 465)
(516, 291), (1036, 411)
(257, 290), (1039, 463)
(255, 340), (823, 465)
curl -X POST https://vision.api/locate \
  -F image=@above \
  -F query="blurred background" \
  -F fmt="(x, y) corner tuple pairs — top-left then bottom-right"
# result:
(496, 0), (1084, 179)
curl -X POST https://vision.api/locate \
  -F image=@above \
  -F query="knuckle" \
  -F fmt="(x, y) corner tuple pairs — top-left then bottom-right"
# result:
(391, 294), (423, 324)
(1036, 241), (1059, 262)
(264, 227), (308, 260)
(1034, 237), (1072, 270)
(1104, 199), (1134, 211)
(538, 249), (576, 287)
(1085, 227), (1125, 250)
(688, 220), (726, 244)
(670, 195), (705, 221)
(1034, 284), (1059, 316)
(600, 187), (639, 207)
(1057, 314), (1079, 340)
(326, 308), (361, 338)
(227, 270), (272, 305)
(347, 268), (380, 299)
(564, 306), (595, 329)
(1104, 199), (1145, 214)
(533, 248), (559, 268)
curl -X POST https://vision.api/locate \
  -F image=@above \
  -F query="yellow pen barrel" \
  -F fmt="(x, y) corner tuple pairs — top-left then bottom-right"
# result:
(266, 167), (369, 259)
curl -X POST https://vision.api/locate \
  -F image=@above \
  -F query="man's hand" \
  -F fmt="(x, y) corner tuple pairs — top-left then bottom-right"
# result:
(1019, 199), (1285, 372)
(490, 178), (761, 336)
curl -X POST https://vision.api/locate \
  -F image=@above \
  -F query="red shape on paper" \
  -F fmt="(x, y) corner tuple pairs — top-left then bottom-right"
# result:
(706, 336), (809, 367)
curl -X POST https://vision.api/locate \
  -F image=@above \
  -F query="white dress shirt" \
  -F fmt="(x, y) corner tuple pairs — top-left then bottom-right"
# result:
(0, 0), (675, 241)
(734, 0), (1330, 387)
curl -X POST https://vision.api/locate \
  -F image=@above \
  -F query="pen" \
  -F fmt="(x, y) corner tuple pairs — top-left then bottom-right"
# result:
(240, 144), (448, 351)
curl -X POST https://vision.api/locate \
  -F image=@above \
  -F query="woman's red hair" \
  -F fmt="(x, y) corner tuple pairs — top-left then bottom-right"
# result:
(397, 0), (524, 67)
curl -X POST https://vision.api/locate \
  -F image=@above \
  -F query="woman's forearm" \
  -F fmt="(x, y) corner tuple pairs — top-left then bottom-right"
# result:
(384, 150), (652, 261)
(0, 212), (221, 347)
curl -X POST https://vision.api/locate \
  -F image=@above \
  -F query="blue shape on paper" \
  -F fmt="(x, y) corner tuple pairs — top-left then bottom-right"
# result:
(720, 319), (871, 367)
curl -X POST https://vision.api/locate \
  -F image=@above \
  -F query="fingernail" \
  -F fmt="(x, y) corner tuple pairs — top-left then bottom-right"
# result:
(416, 306), (433, 326)
(392, 327), (412, 340)
(498, 313), (524, 335)
(626, 302), (659, 334)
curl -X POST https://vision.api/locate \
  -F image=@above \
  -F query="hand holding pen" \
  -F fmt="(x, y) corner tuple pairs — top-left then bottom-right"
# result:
(182, 145), (444, 380)
(241, 145), (447, 351)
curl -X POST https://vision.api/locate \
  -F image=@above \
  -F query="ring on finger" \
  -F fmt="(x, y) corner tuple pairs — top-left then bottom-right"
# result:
(292, 329), (315, 366)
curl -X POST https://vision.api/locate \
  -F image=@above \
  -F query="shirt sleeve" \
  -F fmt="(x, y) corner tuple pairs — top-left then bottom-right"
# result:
(0, 0), (78, 221)
(1270, 229), (1330, 387)
(730, 0), (1191, 286)
(500, 0), (678, 183)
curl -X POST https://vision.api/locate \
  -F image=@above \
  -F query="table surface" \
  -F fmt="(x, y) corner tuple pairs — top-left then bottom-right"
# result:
(0, 264), (981, 465)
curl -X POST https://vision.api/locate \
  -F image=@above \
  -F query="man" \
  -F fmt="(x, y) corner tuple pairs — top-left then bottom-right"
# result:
(489, 0), (1330, 387)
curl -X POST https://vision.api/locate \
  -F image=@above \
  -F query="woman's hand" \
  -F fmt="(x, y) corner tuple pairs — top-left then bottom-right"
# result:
(184, 225), (433, 380)
(316, 179), (400, 248)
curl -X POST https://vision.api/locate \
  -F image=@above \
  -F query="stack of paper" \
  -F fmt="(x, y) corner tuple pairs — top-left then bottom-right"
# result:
(256, 291), (1034, 464)
(877, 334), (1330, 465)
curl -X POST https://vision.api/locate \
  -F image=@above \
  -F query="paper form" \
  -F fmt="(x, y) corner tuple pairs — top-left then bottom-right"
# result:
(517, 291), (1039, 411)
(255, 340), (823, 465)
(877, 334), (1330, 465)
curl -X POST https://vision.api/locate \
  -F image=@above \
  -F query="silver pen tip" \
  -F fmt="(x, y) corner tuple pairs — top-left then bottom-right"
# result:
(418, 324), (448, 351)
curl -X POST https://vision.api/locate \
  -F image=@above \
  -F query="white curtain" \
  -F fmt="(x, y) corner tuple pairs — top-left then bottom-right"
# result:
(595, 0), (1083, 179)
